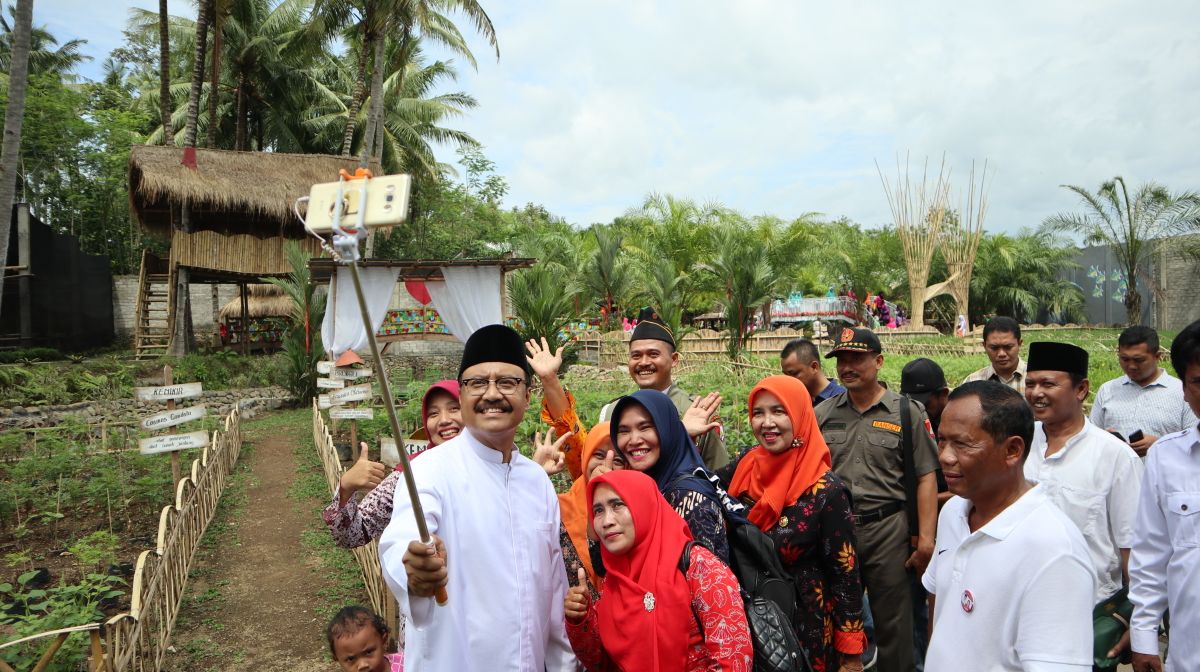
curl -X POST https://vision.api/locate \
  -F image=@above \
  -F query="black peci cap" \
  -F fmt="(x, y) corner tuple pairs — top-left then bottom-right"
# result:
(457, 324), (532, 379)
(1026, 341), (1089, 378)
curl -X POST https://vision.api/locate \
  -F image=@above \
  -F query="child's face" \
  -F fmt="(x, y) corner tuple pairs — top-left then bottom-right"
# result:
(332, 626), (389, 672)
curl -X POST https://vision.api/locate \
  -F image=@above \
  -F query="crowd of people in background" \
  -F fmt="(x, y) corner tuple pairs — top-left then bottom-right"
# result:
(322, 314), (1200, 672)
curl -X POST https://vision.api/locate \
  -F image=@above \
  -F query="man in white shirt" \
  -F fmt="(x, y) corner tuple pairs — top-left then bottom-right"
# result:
(1023, 341), (1144, 668)
(379, 324), (575, 671)
(1129, 319), (1200, 672)
(961, 316), (1028, 393)
(924, 380), (1093, 671)
(1089, 325), (1198, 457)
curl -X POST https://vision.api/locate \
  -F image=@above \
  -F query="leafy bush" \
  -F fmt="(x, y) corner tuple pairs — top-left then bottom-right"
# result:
(0, 571), (126, 670)
(0, 347), (65, 364)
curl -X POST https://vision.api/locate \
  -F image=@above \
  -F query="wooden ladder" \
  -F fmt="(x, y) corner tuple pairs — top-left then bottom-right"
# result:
(134, 251), (173, 359)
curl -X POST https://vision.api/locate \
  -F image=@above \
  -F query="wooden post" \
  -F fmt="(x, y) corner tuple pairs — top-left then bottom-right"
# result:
(164, 364), (181, 486)
(349, 406), (359, 462)
(239, 282), (249, 356)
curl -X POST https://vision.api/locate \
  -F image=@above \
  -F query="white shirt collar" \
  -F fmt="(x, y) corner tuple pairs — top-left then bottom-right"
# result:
(964, 483), (1048, 541)
(462, 426), (512, 464)
(1119, 369), (1168, 389)
(1035, 417), (1094, 461)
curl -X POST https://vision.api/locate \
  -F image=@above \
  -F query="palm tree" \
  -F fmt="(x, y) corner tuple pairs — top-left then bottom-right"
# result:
(265, 241), (326, 400)
(0, 6), (88, 75)
(699, 223), (774, 359)
(623, 192), (718, 315)
(583, 224), (633, 331)
(0, 0), (33, 319)
(507, 263), (580, 354)
(969, 230), (1085, 324)
(1043, 177), (1200, 325)
(308, 0), (496, 164)
(158, 0), (174, 144)
(638, 259), (689, 340)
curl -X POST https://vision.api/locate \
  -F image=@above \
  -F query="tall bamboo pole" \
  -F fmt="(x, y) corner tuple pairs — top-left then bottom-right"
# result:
(941, 161), (991, 330)
(878, 154), (952, 329)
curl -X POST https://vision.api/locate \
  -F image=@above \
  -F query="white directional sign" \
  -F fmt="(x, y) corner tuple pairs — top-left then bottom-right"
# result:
(381, 436), (431, 461)
(141, 405), (207, 431)
(316, 377), (345, 389)
(330, 383), (372, 404)
(329, 407), (374, 420)
(139, 430), (210, 455)
(135, 382), (203, 402)
(329, 367), (372, 381)
(318, 394), (332, 410)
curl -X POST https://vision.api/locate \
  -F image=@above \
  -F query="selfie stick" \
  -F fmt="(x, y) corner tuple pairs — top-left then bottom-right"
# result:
(326, 168), (448, 606)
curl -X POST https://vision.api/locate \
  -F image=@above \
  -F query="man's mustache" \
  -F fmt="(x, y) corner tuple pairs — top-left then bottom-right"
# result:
(474, 400), (513, 413)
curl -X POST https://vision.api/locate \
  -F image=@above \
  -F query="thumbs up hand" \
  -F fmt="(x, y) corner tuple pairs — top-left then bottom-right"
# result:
(337, 442), (387, 506)
(564, 566), (591, 623)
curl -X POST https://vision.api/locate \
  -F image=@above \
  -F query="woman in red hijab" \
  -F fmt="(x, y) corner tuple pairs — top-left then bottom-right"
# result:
(564, 470), (752, 671)
(323, 381), (463, 548)
(717, 375), (866, 672)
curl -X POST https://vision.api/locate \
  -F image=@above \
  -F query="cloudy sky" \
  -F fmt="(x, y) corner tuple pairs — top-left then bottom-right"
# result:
(45, 0), (1200, 232)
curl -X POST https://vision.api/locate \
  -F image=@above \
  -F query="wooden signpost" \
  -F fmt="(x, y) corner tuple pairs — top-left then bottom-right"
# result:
(321, 359), (375, 461)
(317, 377), (345, 389)
(329, 407), (374, 420)
(137, 365), (207, 486)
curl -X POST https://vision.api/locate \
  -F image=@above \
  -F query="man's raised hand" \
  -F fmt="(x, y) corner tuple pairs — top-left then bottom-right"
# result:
(682, 392), (722, 438)
(532, 429), (572, 476)
(525, 337), (564, 379)
(564, 566), (591, 623)
(403, 535), (448, 598)
(337, 442), (386, 505)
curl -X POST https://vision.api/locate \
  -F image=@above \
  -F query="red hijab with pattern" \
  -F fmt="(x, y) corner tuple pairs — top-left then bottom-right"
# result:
(729, 375), (832, 531)
(589, 470), (695, 672)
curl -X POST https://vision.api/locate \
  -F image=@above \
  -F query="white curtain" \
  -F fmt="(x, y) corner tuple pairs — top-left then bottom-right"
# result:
(321, 266), (401, 356)
(427, 266), (504, 342)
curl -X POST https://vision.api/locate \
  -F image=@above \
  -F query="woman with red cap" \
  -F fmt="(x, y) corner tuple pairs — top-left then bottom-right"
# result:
(718, 375), (866, 672)
(323, 380), (463, 548)
(564, 470), (752, 671)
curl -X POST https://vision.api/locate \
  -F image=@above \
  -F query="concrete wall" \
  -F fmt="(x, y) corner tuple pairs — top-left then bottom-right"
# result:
(112, 276), (241, 343)
(1156, 236), (1200, 332)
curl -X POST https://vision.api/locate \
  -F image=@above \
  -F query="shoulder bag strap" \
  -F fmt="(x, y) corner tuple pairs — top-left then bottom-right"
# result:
(900, 396), (918, 537)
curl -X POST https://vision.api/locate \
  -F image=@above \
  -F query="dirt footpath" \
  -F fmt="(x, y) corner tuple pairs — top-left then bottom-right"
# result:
(164, 410), (364, 671)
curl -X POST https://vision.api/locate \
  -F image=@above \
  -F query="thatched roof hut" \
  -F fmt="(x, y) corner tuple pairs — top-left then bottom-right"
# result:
(129, 146), (380, 238)
(218, 284), (294, 321)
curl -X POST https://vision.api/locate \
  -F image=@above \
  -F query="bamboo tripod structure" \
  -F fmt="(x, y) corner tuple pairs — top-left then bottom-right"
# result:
(941, 161), (991, 331)
(878, 154), (952, 329)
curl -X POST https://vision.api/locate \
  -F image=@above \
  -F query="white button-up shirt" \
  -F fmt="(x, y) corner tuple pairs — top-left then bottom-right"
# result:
(1024, 418), (1144, 603)
(379, 428), (576, 672)
(1088, 370), (1197, 445)
(1129, 424), (1200, 671)
(922, 485), (1094, 671)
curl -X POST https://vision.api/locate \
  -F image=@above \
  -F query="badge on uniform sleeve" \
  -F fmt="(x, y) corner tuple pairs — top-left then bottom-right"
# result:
(925, 418), (936, 440)
(961, 590), (975, 613)
(644, 592), (656, 612)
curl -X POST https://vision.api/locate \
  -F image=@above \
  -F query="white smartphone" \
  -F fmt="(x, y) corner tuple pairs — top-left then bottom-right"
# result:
(304, 174), (412, 233)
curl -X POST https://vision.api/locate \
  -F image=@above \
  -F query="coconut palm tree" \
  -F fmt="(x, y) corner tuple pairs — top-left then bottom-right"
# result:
(1043, 177), (1200, 325)
(0, 0), (33, 319)
(158, 0), (174, 143)
(0, 5), (88, 76)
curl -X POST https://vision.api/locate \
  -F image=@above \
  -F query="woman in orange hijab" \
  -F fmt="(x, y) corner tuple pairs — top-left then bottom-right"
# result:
(717, 375), (867, 672)
(556, 422), (626, 594)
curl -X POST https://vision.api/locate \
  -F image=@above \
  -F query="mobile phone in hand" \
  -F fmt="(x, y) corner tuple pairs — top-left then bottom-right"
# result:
(1128, 430), (1145, 444)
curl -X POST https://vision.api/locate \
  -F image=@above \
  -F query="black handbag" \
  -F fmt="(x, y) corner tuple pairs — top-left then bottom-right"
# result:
(679, 539), (813, 672)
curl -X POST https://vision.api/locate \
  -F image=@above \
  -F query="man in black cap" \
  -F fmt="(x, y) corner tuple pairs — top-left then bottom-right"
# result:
(379, 324), (576, 671)
(1022, 341), (1144, 670)
(599, 319), (728, 469)
(815, 327), (940, 672)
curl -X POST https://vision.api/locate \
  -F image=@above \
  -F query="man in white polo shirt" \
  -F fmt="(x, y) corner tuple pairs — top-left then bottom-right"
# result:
(924, 380), (1093, 671)
(1089, 325), (1197, 457)
(1023, 341), (1144, 668)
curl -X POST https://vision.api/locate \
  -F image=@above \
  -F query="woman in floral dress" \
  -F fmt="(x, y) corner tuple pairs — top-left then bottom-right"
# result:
(718, 375), (867, 672)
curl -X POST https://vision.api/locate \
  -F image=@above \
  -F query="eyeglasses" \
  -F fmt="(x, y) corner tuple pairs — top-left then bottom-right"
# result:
(459, 376), (526, 396)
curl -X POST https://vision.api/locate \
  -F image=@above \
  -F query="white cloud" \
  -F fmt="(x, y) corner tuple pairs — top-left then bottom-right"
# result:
(44, 0), (1200, 232)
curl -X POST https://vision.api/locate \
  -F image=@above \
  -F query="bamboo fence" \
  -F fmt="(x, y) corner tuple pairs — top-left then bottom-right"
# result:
(310, 400), (400, 645)
(0, 407), (243, 671)
(169, 230), (323, 276)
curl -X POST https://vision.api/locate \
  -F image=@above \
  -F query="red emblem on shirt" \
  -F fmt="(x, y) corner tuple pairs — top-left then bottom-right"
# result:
(961, 590), (975, 613)
(840, 328), (855, 343)
(925, 418), (936, 441)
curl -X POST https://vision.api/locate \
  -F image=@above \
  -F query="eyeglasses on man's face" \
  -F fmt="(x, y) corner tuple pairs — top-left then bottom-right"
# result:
(459, 376), (526, 396)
